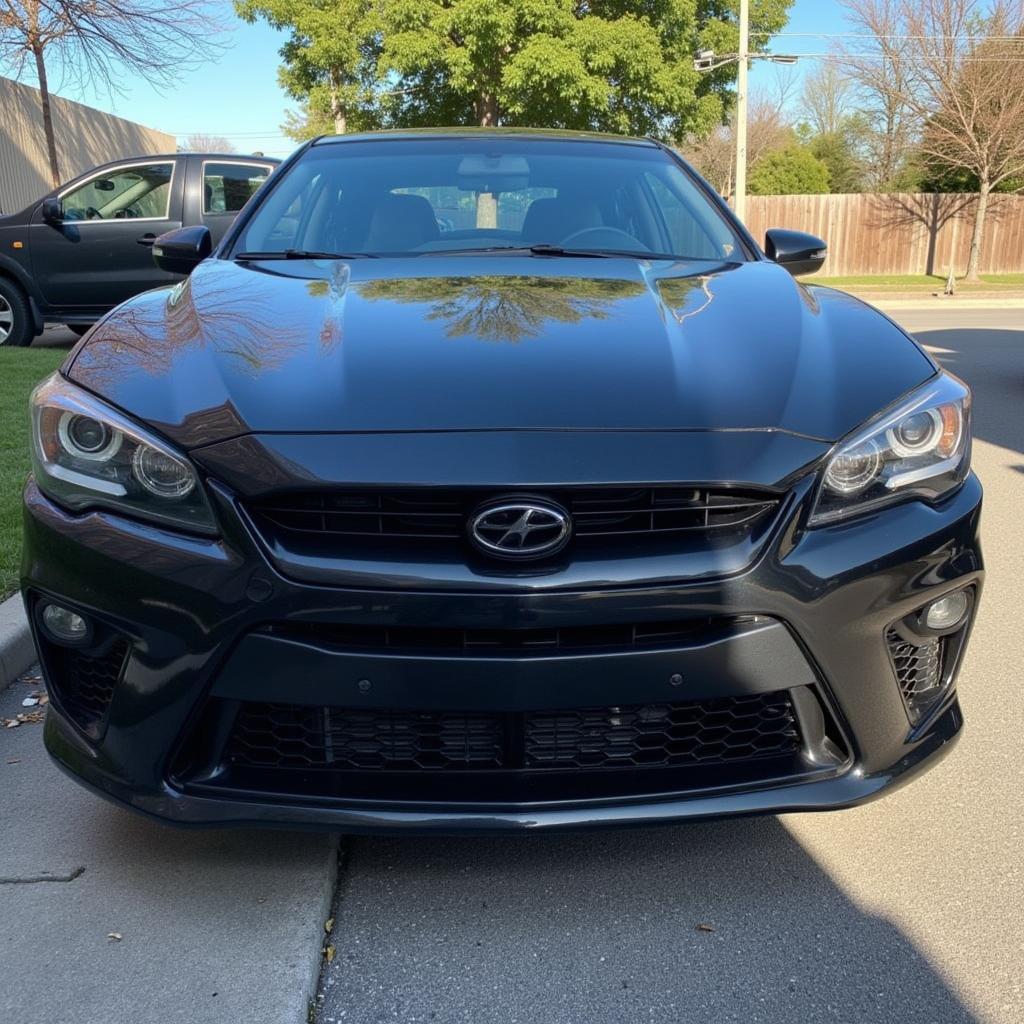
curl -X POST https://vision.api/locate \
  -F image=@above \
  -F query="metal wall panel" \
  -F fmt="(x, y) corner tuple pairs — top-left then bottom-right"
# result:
(0, 75), (175, 214)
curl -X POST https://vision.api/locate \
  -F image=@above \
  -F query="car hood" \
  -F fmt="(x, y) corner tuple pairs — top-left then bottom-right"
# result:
(69, 255), (934, 449)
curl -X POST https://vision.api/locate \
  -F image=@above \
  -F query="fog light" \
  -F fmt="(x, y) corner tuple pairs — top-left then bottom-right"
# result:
(924, 591), (969, 631)
(41, 603), (89, 644)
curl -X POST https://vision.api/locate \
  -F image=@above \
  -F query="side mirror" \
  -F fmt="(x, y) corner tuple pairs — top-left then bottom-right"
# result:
(40, 197), (63, 223)
(765, 229), (827, 277)
(152, 225), (212, 276)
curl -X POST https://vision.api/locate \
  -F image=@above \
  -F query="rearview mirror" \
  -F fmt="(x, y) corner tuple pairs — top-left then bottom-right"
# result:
(94, 178), (116, 192)
(40, 197), (63, 223)
(765, 229), (827, 277)
(457, 154), (530, 193)
(152, 225), (212, 276)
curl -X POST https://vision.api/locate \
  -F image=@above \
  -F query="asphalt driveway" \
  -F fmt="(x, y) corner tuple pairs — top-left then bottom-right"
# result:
(4, 306), (1022, 1024)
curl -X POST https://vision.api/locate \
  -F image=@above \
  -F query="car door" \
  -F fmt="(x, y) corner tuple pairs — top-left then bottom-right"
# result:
(198, 160), (275, 246)
(28, 159), (183, 311)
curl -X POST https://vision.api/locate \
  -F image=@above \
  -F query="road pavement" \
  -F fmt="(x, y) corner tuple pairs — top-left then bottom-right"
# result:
(4, 305), (1022, 1024)
(316, 306), (1024, 1024)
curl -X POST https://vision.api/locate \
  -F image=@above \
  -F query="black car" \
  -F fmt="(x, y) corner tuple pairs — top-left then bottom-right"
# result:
(22, 130), (982, 833)
(0, 152), (277, 346)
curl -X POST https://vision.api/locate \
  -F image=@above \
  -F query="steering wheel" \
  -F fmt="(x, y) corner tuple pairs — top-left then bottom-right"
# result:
(559, 226), (650, 250)
(85, 206), (102, 220)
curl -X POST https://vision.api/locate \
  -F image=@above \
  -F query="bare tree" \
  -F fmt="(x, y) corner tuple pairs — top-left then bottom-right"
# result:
(799, 61), (856, 136)
(0, 1), (224, 188)
(182, 133), (236, 153)
(901, 0), (1024, 278)
(837, 0), (919, 189)
(681, 86), (795, 198)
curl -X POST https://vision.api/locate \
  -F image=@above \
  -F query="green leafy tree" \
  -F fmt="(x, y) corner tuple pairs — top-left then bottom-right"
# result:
(799, 115), (871, 194)
(748, 144), (830, 195)
(253, 1), (793, 140)
(235, 0), (379, 134)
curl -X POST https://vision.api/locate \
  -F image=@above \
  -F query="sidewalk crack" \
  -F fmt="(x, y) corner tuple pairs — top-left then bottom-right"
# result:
(0, 866), (85, 884)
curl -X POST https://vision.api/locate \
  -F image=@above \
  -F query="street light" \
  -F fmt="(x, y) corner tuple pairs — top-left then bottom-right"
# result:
(692, 0), (798, 223)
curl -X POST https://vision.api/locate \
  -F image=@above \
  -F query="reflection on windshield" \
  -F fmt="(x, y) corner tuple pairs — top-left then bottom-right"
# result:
(357, 275), (646, 343)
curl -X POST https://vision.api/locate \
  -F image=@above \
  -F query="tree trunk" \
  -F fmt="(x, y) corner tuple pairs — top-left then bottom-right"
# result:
(965, 180), (990, 282)
(32, 44), (60, 188)
(476, 91), (498, 127)
(329, 71), (347, 134)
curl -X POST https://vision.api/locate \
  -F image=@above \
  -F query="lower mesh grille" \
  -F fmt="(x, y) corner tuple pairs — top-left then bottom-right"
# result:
(51, 640), (130, 732)
(886, 628), (944, 722)
(225, 692), (802, 774)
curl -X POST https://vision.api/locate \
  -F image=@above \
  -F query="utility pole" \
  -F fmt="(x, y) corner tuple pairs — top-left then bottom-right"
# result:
(692, 3), (795, 223)
(734, 0), (750, 224)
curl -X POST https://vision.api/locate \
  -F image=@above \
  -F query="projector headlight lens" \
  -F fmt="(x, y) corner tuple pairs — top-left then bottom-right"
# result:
(30, 375), (216, 534)
(811, 373), (971, 525)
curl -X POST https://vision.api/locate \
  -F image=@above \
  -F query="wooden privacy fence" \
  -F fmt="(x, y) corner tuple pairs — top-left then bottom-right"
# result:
(743, 193), (1024, 277)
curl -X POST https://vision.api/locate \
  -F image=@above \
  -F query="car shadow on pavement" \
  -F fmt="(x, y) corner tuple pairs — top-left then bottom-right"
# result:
(319, 817), (979, 1024)
(917, 328), (1024, 457)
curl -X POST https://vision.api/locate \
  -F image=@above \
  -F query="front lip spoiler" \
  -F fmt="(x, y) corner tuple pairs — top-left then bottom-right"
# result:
(45, 700), (962, 835)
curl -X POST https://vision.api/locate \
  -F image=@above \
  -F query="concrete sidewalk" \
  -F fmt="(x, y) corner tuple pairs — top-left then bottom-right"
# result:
(0, 673), (338, 1024)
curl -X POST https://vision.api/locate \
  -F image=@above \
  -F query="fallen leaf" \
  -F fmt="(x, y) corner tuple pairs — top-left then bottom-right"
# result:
(38, 694), (50, 705)
(696, 923), (715, 933)
(107, 933), (123, 942)
(323, 945), (336, 963)
(324, 918), (334, 933)
(3, 719), (19, 729)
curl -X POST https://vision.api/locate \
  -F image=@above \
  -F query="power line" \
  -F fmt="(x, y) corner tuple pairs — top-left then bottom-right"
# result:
(759, 32), (1024, 42)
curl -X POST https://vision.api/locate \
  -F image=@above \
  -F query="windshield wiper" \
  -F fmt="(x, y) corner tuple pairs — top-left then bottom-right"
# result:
(420, 244), (678, 259)
(234, 249), (377, 260)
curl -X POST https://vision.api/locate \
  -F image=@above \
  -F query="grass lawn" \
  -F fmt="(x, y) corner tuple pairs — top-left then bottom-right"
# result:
(815, 273), (1024, 293)
(1, 349), (66, 598)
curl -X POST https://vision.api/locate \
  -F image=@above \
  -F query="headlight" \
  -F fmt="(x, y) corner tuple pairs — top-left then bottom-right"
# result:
(810, 373), (971, 525)
(30, 374), (217, 534)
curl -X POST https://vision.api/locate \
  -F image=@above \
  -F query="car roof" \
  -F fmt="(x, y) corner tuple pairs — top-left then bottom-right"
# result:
(87, 153), (281, 168)
(312, 128), (658, 148)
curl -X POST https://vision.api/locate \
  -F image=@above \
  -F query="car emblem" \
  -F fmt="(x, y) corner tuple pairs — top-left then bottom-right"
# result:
(469, 500), (572, 559)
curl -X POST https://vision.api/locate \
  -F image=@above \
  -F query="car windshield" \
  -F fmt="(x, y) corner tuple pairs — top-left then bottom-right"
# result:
(231, 137), (744, 262)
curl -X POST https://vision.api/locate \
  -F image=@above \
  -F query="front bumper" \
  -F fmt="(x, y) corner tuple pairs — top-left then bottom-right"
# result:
(22, 472), (983, 833)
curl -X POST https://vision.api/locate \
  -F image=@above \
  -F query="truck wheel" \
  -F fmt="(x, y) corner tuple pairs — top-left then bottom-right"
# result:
(0, 279), (33, 347)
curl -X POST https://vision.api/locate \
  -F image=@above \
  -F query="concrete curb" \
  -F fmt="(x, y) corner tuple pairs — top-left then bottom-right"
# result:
(856, 296), (1024, 311)
(0, 592), (34, 691)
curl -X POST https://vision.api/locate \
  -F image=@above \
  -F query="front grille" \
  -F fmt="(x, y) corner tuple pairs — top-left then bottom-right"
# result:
(246, 486), (779, 547)
(259, 615), (763, 657)
(229, 704), (504, 770)
(886, 628), (944, 722)
(48, 640), (130, 733)
(225, 692), (801, 774)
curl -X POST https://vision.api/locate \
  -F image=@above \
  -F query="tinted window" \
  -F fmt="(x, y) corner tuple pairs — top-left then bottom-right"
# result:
(62, 163), (173, 221)
(203, 162), (273, 214)
(234, 139), (742, 261)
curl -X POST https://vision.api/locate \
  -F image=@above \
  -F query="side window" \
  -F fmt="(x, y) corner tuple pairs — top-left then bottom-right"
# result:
(644, 172), (734, 259)
(61, 163), (174, 221)
(203, 163), (272, 215)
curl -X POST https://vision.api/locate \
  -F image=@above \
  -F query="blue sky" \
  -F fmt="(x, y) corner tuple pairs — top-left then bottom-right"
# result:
(36, 0), (848, 160)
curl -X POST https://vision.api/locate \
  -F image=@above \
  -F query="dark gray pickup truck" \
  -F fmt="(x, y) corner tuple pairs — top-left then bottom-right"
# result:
(0, 152), (278, 346)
